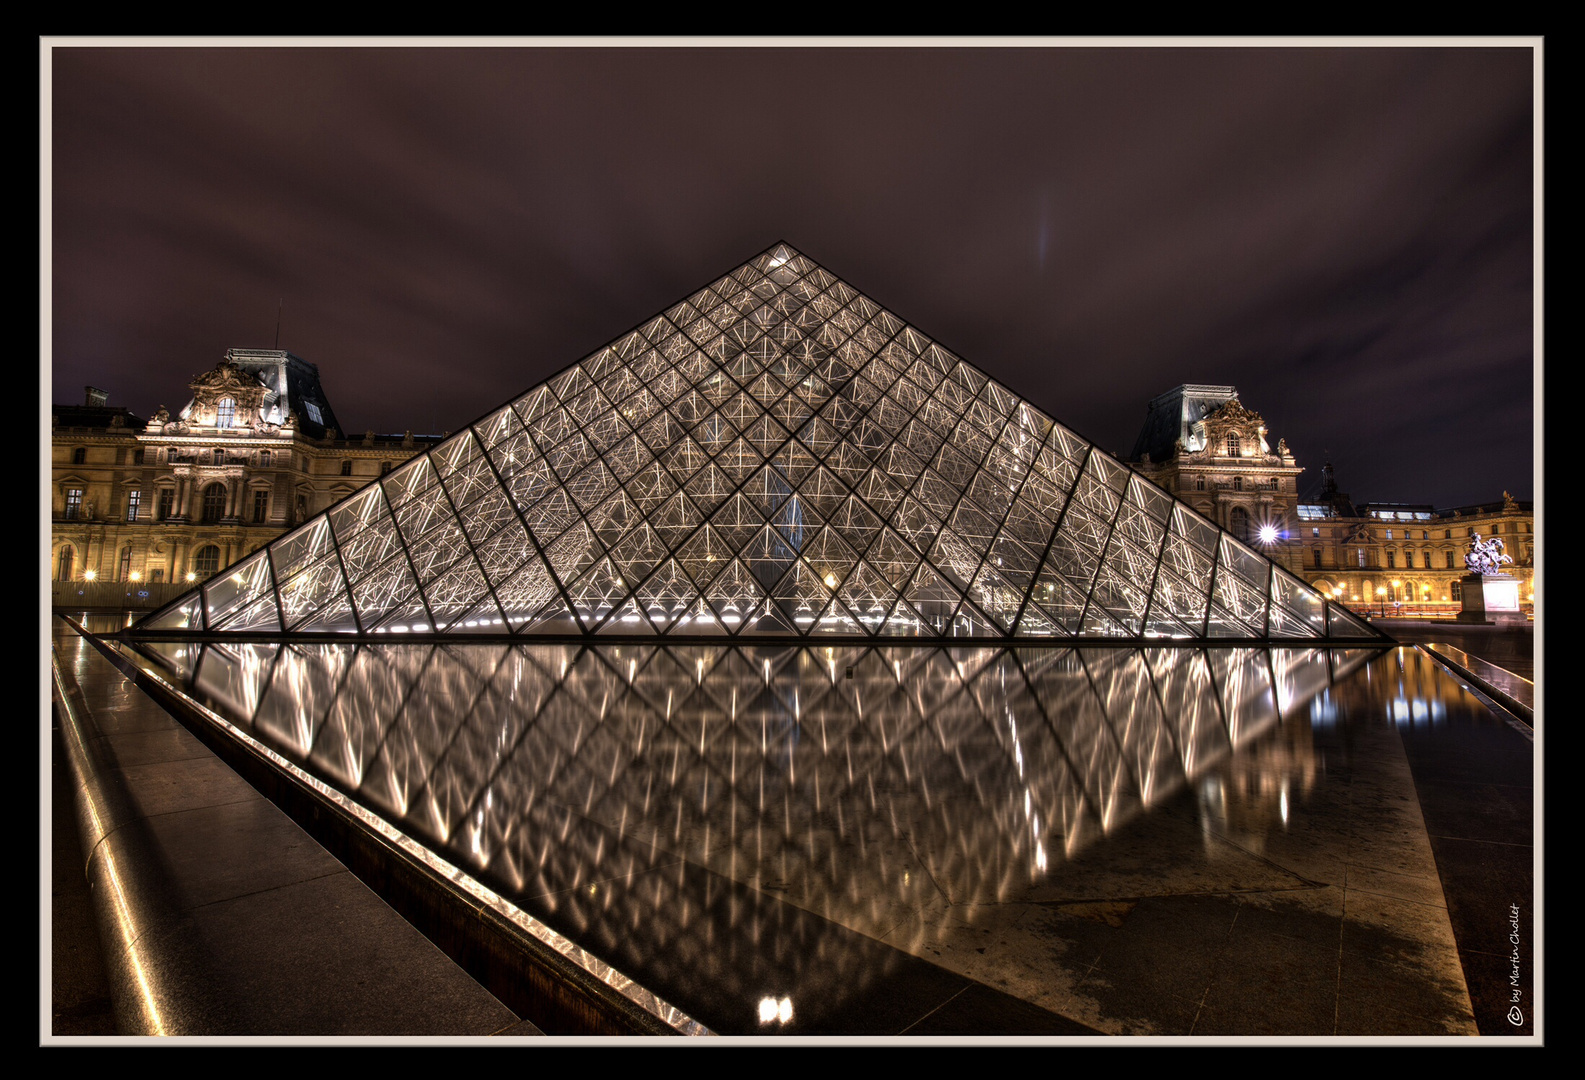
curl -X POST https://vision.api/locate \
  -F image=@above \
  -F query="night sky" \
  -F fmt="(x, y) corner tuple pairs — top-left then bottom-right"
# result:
(47, 43), (1536, 510)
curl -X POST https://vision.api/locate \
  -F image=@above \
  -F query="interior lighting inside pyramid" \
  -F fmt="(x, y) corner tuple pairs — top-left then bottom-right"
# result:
(136, 244), (1382, 643)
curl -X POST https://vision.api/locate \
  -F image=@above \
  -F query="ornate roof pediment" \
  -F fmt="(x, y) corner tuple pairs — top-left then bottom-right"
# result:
(1201, 397), (1266, 441)
(189, 360), (268, 404)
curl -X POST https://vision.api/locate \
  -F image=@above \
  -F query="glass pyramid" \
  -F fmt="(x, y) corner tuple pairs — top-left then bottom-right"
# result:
(137, 243), (1384, 643)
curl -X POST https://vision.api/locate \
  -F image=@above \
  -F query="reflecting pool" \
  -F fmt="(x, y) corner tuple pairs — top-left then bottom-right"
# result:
(125, 638), (1500, 1035)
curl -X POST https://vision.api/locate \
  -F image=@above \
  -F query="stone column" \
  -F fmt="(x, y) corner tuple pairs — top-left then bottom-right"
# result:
(175, 473), (193, 520)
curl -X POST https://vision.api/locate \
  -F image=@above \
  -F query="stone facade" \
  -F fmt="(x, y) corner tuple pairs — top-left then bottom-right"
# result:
(50, 350), (440, 598)
(1128, 386), (1535, 618)
(1128, 385), (1304, 546)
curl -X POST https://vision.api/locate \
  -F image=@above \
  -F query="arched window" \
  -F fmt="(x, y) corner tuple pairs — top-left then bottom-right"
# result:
(216, 397), (236, 428)
(118, 546), (132, 582)
(1226, 434), (1241, 456)
(57, 546), (74, 581)
(201, 482), (227, 523)
(1229, 507), (1250, 542)
(193, 545), (220, 579)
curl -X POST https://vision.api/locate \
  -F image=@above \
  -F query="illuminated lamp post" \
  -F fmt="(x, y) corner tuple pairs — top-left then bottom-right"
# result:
(1392, 579), (1402, 617)
(83, 569), (97, 582)
(1376, 585), (1386, 617)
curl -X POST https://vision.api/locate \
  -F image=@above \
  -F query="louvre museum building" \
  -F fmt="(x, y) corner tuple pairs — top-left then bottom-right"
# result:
(49, 244), (1534, 1036)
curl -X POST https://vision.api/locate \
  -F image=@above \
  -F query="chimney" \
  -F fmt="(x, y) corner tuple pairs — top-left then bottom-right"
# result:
(85, 386), (108, 407)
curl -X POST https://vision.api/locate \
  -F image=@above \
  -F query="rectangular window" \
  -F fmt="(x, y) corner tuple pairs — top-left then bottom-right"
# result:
(133, 447), (145, 465)
(65, 488), (83, 519)
(149, 569), (163, 583)
(259, 450), (271, 467)
(1357, 549), (1366, 568)
(1386, 551), (1395, 568)
(381, 461), (392, 475)
(72, 447), (86, 464)
(126, 490), (141, 522)
(341, 461), (353, 476)
(253, 490), (269, 524)
(1313, 549), (1322, 568)
(1446, 551), (1455, 569)
(1385, 529), (1393, 540)
(1311, 527), (1319, 538)
(157, 488), (174, 521)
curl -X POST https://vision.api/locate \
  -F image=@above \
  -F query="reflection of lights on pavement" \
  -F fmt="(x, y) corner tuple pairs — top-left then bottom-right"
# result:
(758, 996), (793, 1024)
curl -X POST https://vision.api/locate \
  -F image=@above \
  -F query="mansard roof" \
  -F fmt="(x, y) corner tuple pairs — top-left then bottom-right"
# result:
(136, 244), (1384, 643)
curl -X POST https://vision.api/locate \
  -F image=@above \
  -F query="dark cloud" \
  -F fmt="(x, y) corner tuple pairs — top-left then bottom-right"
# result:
(49, 43), (1535, 508)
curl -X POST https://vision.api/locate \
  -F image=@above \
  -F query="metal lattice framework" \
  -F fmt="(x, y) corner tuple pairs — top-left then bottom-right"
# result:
(137, 243), (1381, 643)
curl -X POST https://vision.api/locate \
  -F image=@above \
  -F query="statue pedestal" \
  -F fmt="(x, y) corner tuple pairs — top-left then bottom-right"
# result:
(1455, 573), (1527, 626)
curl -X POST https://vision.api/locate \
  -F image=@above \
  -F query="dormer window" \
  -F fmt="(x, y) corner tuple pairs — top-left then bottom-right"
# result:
(217, 397), (236, 428)
(1226, 434), (1241, 457)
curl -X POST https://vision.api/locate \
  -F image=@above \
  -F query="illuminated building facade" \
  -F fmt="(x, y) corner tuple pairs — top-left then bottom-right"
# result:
(1291, 470), (1534, 615)
(50, 350), (439, 603)
(1128, 384), (1304, 549)
(1127, 393), (1534, 617)
(137, 245), (1377, 642)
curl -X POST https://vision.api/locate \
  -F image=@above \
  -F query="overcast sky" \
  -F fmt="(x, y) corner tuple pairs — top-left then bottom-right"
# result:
(47, 41), (1537, 509)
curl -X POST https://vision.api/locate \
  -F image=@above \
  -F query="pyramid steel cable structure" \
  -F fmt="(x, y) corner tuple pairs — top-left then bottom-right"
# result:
(136, 243), (1385, 643)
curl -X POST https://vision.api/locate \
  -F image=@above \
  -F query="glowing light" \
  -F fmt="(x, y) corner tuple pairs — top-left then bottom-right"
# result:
(824, 573), (837, 588)
(758, 996), (794, 1024)
(185, 571), (197, 582)
(1258, 524), (1279, 544)
(83, 570), (97, 581)
(128, 571), (141, 582)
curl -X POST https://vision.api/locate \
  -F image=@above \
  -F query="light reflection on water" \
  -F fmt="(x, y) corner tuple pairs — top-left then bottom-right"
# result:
(130, 638), (1447, 1032)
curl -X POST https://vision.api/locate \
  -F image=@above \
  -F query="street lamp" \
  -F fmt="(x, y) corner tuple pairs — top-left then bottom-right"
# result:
(1376, 585), (1386, 617)
(1392, 579), (1402, 617)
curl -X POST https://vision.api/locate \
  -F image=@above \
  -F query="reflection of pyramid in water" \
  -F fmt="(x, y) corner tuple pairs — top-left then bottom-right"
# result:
(139, 243), (1382, 642)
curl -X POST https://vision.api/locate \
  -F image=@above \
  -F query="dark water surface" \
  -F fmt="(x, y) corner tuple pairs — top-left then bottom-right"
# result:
(112, 631), (1524, 1035)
